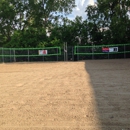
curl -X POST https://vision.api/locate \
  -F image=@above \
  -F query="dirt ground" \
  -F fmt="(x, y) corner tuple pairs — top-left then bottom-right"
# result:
(0, 59), (130, 130)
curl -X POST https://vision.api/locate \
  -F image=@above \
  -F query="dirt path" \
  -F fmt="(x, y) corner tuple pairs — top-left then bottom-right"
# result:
(0, 59), (130, 130)
(85, 59), (130, 130)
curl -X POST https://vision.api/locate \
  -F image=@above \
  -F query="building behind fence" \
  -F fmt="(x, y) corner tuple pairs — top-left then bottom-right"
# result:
(0, 44), (130, 62)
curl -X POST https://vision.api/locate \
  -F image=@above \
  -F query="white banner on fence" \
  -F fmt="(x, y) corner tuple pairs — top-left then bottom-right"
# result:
(102, 47), (118, 52)
(38, 50), (48, 55)
(109, 47), (118, 52)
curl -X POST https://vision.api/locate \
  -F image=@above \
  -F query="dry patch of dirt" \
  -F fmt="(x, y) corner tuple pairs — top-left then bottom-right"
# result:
(0, 59), (130, 130)
(85, 59), (130, 130)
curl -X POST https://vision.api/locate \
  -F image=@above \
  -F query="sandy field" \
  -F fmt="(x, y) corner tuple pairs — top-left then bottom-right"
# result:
(0, 59), (130, 130)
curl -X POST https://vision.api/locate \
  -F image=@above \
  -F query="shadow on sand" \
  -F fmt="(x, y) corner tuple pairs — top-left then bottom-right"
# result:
(84, 59), (130, 130)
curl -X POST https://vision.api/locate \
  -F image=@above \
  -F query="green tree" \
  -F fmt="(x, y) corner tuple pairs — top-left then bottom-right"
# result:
(97, 0), (130, 44)
(18, 0), (76, 28)
(5, 27), (47, 48)
(85, 4), (104, 44)
(0, 0), (16, 45)
(0, 0), (76, 47)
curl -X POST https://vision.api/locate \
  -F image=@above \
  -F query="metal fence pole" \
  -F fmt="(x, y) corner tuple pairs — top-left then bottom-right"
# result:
(2, 47), (4, 63)
(124, 44), (126, 58)
(43, 56), (44, 61)
(72, 47), (74, 61)
(108, 50), (109, 59)
(28, 49), (29, 62)
(75, 36), (81, 61)
(57, 48), (58, 61)
(92, 45), (94, 60)
(66, 42), (68, 61)
(64, 43), (65, 61)
(76, 45), (78, 61)
(14, 49), (16, 62)
(10, 48), (11, 62)
(64, 42), (67, 61)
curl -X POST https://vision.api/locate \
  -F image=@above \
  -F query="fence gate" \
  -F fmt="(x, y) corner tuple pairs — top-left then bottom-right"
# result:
(64, 42), (67, 61)
(63, 43), (75, 61)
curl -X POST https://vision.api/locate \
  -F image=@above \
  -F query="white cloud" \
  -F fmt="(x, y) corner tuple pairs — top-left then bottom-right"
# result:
(68, 0), (95, 20)
(81, 0), (85, 6)
(88, 0), (94, 5)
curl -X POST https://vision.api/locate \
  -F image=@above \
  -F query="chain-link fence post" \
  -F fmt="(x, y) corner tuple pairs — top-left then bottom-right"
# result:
(92, 45), (94, 59)
(57, 48), (58, 61)
(124, 44), (126, 58)
(64, 42), (67, 61)
(10, 48), (11, 62)
(13, 49), (16, 62)
(108, 49), (109, 59)
(72, 47), (74, 61)
(77, 46), (79, 61)
(2, 47), (4, 63)
(28, 49), (29, 62)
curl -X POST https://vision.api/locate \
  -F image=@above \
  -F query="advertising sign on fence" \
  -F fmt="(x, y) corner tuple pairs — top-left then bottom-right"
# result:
(102, 47), (118, 52)
(109, 47), (118, 52)
(38, 50), (48, 55)
(102, 47), (109, 52)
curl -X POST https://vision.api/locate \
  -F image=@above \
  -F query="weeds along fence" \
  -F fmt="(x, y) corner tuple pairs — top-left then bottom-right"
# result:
(0, 44), (130, 62)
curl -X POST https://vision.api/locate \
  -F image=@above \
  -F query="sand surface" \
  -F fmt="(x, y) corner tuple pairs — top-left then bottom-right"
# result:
(0, 59), (130, 130)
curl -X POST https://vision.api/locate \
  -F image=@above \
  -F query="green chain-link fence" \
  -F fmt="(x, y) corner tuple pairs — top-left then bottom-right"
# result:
(0, 44), (130, 63)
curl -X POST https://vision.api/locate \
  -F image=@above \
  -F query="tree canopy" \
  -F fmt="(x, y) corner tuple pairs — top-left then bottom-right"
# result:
(0, 0), (130, 47)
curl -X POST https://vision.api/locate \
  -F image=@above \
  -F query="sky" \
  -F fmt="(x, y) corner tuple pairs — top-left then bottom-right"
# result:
(68, 0), (96, 20)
